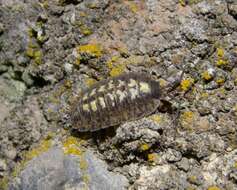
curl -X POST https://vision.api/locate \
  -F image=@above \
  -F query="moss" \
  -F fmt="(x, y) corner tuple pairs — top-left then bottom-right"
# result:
(0, 176), (9, 190)
(180, 78), (194, 91)
(63, 136), (83, 156)
(77, 44), (102, 58)
(207, 186), (221, 190)
(85, 78), (97, 87)
(140, 143), (150, 151)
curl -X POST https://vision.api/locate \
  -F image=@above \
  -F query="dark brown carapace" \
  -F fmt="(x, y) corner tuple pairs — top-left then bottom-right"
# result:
(70, 72), (162, 132)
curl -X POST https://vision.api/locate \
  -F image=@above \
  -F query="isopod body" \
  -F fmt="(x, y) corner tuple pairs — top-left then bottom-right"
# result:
(71, 72), (161, 132)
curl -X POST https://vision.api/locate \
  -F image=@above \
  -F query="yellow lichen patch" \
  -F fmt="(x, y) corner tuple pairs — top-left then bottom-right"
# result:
(25, 139), (52, 161)
(63, 136), (83, 156)
(109, 64), (126, 77)
(180, 78), (194, 91)
(80, 26), (92, 36)
(217, 48), (224, 57)
(179, 0), (186, 6)
(188, 175), (198, 184)
(216, 48), (228, 67)
(107, 55), (146, 77)
(25, 48), (43, 65)
(0, 176), (9, 190)
(233, 104), (237, 113)
(201, 92), (209, 98)
(216, 78), (225, 85)
(158, 78), (168, 88)
(207, 186), (221, 190)
(234, 161), (237, 168)
(85, 78), (97, 87)
(180, 111), (196, 130)
(77, 44), (102, 57)
(12, 138), (52, 178)
(124, 1), (139, 13)
(150, 114), (162, 124)
(216, 59), (228, 66)
(202, 71), (213, 81)
(147, 153), (159, 164)
(140, 143), (150, 151)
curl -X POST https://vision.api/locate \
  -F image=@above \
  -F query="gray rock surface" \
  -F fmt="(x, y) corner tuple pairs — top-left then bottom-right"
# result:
(9, 147), (128, 190)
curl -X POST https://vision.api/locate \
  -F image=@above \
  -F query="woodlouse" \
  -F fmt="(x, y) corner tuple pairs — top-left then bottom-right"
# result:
(70, 72), (164, 132)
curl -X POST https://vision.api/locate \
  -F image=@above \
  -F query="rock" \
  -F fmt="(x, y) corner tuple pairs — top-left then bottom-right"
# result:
(9, 147), (128, 190)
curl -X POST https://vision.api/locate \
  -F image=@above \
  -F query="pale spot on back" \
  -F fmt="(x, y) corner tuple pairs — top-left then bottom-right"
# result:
(116, 90), (127, 102)
(90, 89), (96, 96)
(129, 87), (140, 100)
(108, 80), (114, 90)
(98, 85), (106, 92)
(139, 82), (151, 94)
(98, 97), (106, 108)
(107, 92), (116, 106)
(118, 80), (126, 87)
(128, 79), (137, 88)
(82, 104), (90, 112)
(82, 93), (88, 100)
(90, 100), (97, 112)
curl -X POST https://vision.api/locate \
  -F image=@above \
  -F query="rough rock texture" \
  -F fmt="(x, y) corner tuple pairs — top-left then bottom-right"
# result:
(0, 0), (237, 189)
(9, 147), (128, 190)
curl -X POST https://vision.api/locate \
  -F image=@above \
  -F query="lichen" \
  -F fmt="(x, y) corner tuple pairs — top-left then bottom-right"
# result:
(147, 153), (159, 164)
(180, 111), (196, 130)
(202, 71), (213, 81)
(187, 175), (197, 184)
(0, 176), (9, 190)
(80, 26), (92, 36)
(234, 161), (237, 168)
(216, 48), (228, 67)
(150, 114), (162, 124)
(110, 64), (126, 77)
(207, 186), (221, 190)
(85, 78), (97, 87)
(107, 55), (146, 77)
(140, 143), (150, 151)
(12, 137), (52, 178)
(216, 78), (225, 85)
(125, 1), (138, 13)
(77, 44), (102, 58)
(63, 136), (84, 156)
(180, 78), (194, 91)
